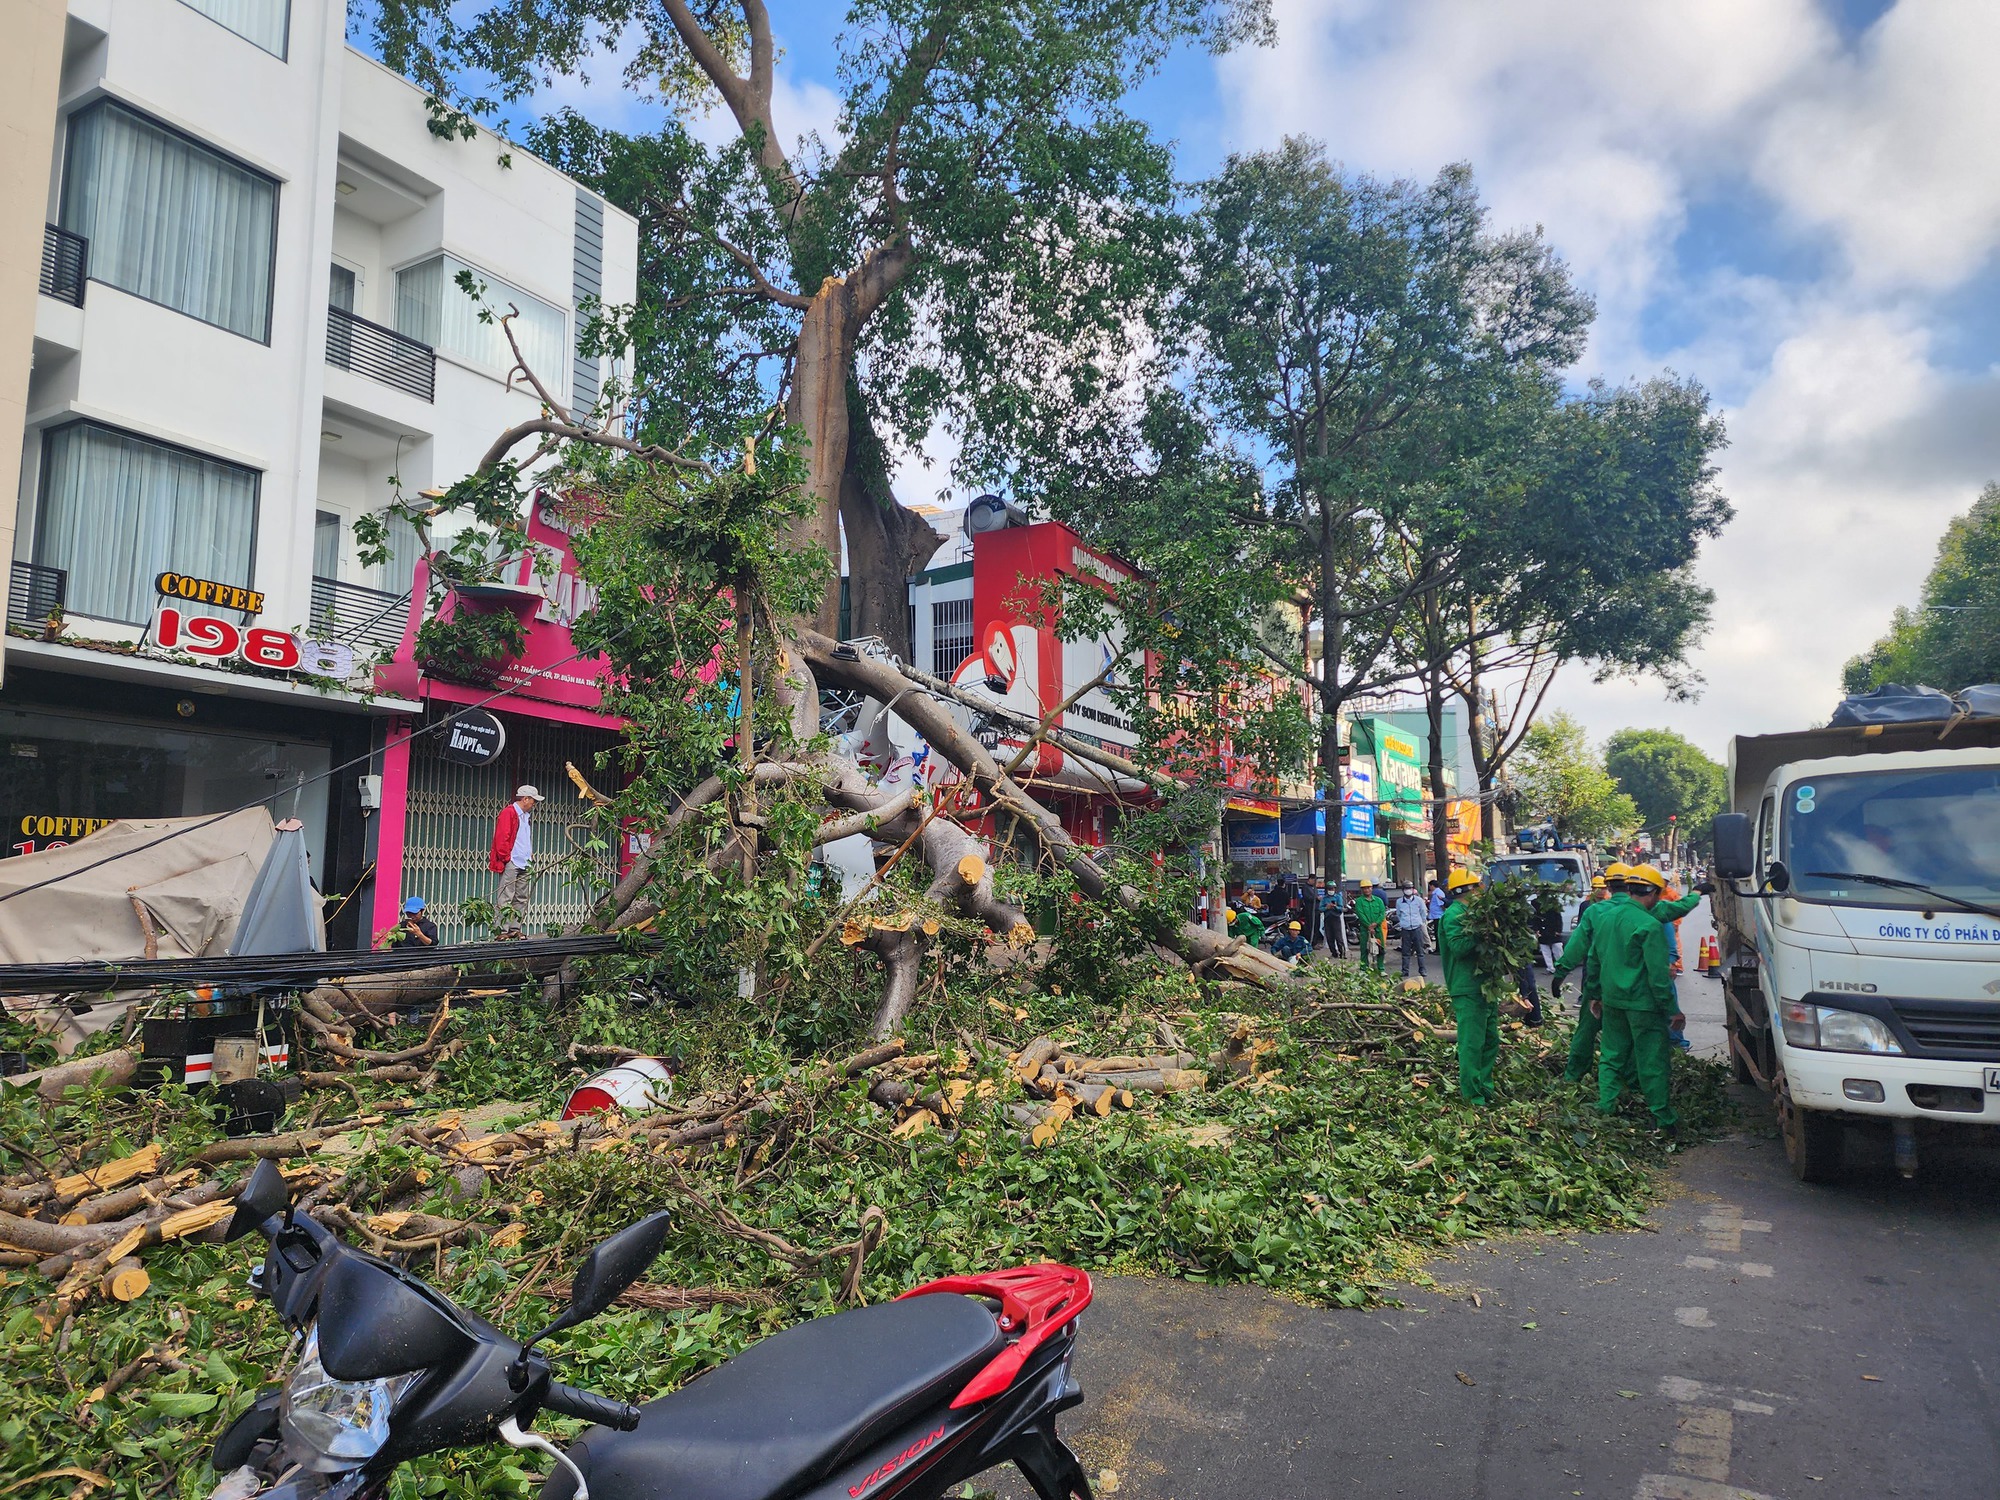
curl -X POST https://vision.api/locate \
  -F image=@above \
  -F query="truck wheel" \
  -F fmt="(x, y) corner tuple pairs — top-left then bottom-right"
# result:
(1778, 1081), (1843, 1183)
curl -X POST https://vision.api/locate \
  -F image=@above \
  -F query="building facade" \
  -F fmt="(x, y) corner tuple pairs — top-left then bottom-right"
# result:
(8, 0), (635, 946)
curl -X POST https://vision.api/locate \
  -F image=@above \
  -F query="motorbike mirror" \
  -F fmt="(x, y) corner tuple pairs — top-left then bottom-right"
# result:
(224, 1157), (292, 1242)
(522, 1211), (672, 1352)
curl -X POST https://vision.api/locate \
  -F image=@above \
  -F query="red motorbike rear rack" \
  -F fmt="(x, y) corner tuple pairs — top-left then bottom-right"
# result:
(898, 1263), (1093, 1409)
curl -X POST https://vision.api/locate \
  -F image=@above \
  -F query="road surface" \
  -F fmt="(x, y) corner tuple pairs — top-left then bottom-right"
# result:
(1017, 1087), (2000, 1500)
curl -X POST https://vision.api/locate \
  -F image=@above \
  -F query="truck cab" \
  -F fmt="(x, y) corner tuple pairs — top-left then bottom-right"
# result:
(1713, 725), (2000, 1181)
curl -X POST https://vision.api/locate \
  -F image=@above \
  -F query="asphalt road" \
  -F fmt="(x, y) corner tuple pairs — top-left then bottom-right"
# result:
(1017, 1094), (2000, 1500)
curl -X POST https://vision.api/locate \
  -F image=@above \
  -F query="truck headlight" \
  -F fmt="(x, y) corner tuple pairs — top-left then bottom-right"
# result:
(281, 1328), (419, 1469)
(1779, 1001), (1903, 1055)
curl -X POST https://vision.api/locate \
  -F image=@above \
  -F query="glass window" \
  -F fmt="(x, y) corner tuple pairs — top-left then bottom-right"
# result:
(176, 0), (289, 58)
(313, 510), (341, 580)
(395, 255), (565, 392)
(0, 708), (330, 879)
(1488, 857), (1585, 890)
(35, 422), (259, 626)
(1782, 767), (2000, 909)
(60, 101), (278, 342)
(328, 263), (355, 312)
(932, 597), (974, 677)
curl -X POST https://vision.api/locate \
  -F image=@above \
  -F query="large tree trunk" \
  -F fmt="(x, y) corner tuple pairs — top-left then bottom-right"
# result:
(789, 280), (858, 637)
(839, 383), (945, 661)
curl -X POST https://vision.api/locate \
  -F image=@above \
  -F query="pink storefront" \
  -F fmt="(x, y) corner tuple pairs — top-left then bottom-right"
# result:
(366, 502), (628, 944)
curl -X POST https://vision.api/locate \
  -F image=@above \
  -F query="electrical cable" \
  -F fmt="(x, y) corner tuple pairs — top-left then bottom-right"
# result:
(0, 626), (630, 909)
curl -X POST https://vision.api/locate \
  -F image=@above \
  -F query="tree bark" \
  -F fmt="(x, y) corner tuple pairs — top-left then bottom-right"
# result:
(839, 384), (944, 661)
(788, 280), (858, 636)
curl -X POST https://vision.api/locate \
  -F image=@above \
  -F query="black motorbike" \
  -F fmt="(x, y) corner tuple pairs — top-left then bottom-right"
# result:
(208, 1159), (1095, 1500)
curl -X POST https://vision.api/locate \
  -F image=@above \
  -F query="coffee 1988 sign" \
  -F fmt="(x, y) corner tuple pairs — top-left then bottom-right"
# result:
(147, 572), (358, 679)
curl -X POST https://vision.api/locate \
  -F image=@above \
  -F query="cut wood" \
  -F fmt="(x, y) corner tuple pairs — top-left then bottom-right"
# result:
(12, 1049), (137, 1102)
(158, 1200), (235, 1241)
(100, 1256), (149, 1303)
(52, 1144), (161, 1201)
(1079, 1068), (1204, 1094)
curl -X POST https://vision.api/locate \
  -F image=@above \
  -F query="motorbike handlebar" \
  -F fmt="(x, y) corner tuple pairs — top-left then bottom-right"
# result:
(542, 1381), (643, 1431)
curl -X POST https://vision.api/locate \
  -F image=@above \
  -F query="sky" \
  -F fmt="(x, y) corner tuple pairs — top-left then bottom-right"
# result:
(510, 0), (2000, 761)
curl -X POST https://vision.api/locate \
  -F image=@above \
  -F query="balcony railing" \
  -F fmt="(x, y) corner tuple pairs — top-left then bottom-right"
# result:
(9, 562), (68, 627)
(40, 225), (86, 306)
(326, 305), (435, 402)
(309, 575), (410, 657)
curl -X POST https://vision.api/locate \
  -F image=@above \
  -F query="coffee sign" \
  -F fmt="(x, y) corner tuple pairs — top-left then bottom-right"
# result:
(155, 571), (265, 616)
(439, 709), (507, 768)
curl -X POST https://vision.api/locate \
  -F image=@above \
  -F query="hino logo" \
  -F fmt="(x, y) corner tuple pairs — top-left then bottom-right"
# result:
(1820, 981), (1878, 993)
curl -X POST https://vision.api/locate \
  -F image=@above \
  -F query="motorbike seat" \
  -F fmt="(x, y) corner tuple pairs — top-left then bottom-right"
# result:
(545, 1292), (1004, 1500)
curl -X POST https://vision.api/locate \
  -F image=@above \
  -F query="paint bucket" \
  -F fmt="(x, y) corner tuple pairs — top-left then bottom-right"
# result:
(562, 1057), (674, 1120)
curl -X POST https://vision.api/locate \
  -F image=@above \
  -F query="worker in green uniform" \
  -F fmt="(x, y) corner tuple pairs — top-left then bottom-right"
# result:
(1437, 869), (1499, 1105)
(1353, 881), (1387, 972)
(1552, 862), (1706, 1083)
(1226, 904), (1265, 948)
(1589, 863), (1684, 1136)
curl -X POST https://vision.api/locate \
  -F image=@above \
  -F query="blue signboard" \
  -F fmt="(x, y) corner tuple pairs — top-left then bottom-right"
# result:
(1343, 764), (1377, 839)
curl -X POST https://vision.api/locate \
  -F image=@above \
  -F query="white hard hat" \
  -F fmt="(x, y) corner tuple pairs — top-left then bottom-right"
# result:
(516, 785), (542, 800)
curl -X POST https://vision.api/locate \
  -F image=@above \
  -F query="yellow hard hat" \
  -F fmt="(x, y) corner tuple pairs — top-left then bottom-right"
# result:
(1626, 863), (1667, 890)
(1591, 875), (1607, 889)
(1603, 861), (1631, 881)
(1287, 921), (1302, 932)
(1447, 869), (1480, 891)
(1359, 880), (1374, 890)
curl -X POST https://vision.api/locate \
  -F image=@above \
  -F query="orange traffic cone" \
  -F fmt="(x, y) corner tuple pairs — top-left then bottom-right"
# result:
(1697, 935), (1719, 973)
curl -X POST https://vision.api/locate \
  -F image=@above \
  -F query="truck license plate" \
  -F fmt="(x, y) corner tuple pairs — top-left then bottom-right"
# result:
(1987, 1068), (2000, 1093)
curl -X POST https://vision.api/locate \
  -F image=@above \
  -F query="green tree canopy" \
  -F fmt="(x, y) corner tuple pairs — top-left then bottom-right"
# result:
(1603, 727), (1725, 847)
(1511, 710), (1638, 846)
(1844, 482), (2000, 695)
(358, 0), (1270, 653)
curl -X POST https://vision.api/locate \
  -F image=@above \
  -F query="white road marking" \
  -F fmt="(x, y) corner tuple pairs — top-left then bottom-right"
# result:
(1738, 1263), (1773, 1278)
(1682, 1255), (1774, 1279)
(1672, 1407), (1733, 1481)
(1635, 1476), (1775, 1500)
(1675, 1307), (1715, 1328)
(1683, 1255), (1721, 1270)
(1732, 1400), (1775, 1416)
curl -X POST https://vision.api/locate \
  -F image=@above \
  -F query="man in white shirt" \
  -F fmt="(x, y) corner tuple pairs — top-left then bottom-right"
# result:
(1395, 885), (1429, 979)
(489, 784), (540, 935)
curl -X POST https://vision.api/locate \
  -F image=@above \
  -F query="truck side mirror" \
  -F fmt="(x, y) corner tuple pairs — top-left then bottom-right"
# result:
(1712, 813), (1754, 880)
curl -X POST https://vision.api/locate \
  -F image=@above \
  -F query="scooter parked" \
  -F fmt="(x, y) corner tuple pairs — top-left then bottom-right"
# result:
(208, 1159), (1095, 1500)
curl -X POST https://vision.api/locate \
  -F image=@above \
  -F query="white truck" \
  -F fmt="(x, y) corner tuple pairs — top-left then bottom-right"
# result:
(1710, 716), (2000, 1182)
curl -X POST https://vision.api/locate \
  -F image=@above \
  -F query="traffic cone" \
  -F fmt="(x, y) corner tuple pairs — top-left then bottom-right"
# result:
(1697, 935), (1718, 973)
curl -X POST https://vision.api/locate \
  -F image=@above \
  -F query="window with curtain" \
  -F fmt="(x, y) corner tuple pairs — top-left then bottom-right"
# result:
(60, 101), (278, 342)
(176, 0), (289, 58)
(373, 512), (422, 597)
(395, 255), (565, 394)
(35, 422), (259, 626)
(313, 510), (341, 580)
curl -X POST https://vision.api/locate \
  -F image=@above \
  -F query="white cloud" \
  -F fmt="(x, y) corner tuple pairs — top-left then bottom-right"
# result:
(1210, 0), (2000, 755)
(1755, 0), (2000, 291)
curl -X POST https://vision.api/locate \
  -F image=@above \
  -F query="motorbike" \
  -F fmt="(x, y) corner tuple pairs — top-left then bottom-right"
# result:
(206, 1159), (1095, 1500)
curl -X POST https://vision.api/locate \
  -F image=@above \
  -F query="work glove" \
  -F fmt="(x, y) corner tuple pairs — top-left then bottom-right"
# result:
(1695, 879), (1715, 895)
(1549, 970), (1566, 998)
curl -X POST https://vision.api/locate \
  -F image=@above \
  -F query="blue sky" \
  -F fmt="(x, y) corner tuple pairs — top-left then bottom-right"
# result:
(492, 0), (2000, 757)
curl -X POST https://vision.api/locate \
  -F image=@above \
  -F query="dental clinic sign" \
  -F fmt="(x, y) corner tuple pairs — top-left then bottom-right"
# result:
(147, 572), (357, 679)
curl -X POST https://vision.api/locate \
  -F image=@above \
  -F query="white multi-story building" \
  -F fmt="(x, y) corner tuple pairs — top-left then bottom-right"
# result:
(7, 0), (636, 940)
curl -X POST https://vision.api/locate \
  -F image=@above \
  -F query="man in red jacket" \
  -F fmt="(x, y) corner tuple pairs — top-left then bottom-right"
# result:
(490, 785), (541, 935)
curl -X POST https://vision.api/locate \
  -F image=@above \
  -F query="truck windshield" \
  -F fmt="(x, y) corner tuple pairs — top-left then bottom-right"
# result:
(1784, 766), (2000, 909)
(1488, 858), (1584, 891)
